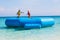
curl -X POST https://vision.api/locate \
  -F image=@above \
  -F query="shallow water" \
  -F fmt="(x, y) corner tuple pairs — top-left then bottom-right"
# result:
(0, 16), (60, 40)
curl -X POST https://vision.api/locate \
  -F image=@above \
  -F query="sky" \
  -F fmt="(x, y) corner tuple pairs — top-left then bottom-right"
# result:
(0, 0), (60, 16)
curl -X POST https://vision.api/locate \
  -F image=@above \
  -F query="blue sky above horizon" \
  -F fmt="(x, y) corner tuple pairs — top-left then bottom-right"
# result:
(0, 0), (60, 16)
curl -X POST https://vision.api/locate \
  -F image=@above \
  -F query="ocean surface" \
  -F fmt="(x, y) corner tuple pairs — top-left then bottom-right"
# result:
(0, 16), (60, 40)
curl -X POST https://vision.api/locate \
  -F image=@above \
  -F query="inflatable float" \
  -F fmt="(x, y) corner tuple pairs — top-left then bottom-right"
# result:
(5, 17), (55, 29)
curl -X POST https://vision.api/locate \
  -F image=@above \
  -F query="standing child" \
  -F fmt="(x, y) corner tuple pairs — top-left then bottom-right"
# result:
(17, 10), (21, 18)
(27, 10), (30, 18)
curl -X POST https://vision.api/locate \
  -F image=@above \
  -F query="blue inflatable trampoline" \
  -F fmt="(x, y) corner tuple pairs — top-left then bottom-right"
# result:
(5, 17), (55, 29)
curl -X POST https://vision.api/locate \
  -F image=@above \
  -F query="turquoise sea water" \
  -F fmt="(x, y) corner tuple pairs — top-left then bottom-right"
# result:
(0, 16), (60, 40)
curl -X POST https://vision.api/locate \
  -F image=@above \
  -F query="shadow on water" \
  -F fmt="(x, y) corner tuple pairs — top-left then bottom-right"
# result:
(0, 26), (53, 31)
(14, 26), (40, 31)
(0, 26), (40, 31)
(6, 26), (26, 31)
(0, 26), (24, 29)
(0, 27), (7, 29)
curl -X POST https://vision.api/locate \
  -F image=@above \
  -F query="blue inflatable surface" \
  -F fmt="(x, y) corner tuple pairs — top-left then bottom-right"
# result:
(5, 17), (55, 29)
(19, 18), (41, 24)
(24, 24), (40, 29)
(40, 18), (55, 27)
(5, 18), (22, 27)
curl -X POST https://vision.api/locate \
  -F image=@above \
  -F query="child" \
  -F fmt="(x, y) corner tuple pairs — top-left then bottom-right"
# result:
(17, 10), (21, 18)
(27, 10), (30, 18)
